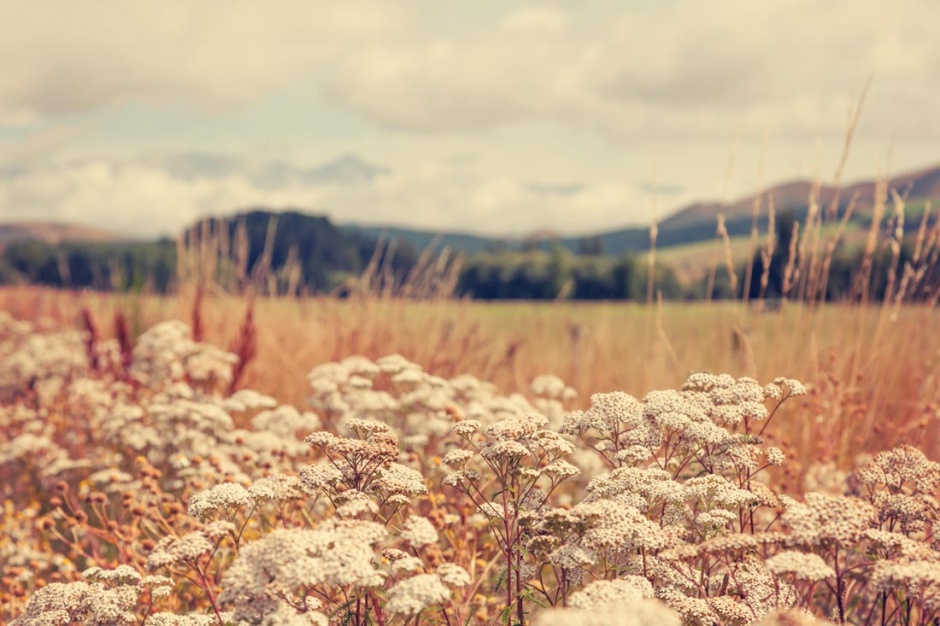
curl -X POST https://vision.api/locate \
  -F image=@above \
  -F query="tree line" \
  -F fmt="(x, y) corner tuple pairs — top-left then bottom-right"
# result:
(1, 210), (936, 302)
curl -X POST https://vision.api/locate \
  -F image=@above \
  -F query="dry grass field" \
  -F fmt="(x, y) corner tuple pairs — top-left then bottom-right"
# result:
(1, 262), (938, 625)
(3, 285), (937, 482)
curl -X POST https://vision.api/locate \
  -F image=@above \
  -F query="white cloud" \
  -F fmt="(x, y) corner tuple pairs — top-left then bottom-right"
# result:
(3, 0), (936, 141)
(326, 0), (940, 139)
(0, 0), (410, 124)
(0, 153), (656, 236)
(1, 1), (935, 237)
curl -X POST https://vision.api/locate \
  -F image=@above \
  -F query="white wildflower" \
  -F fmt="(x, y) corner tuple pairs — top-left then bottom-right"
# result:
(766, 447), (786, 466)
(187, 482), (252, 519)
(765, 551), (835, 581)
(385, 573), (451, 615)
(535, 599), (680, 626)
(436, 563), (471, 587)
(568, 577), (654, 609)
(401, 515), (438, 548)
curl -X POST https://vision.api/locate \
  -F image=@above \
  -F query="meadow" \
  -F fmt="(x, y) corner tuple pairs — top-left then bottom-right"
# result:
(1, 282), (938, 625)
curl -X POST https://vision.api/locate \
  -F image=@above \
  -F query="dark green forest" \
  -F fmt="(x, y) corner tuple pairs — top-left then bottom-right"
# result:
(1, 209), (936, 302)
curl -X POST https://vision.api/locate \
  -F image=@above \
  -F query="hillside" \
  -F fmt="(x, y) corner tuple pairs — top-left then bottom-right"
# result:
(341, 224), (499, 255)
(344, 163), (940, 257)
(660, 163), (940, 231)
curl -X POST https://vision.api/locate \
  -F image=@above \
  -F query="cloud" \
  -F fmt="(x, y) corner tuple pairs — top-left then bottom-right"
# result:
(3, 0), (936, 143)
(326, 0), (940, 139)
(526, 182), (584, 196)
(0, 0), (410, 124)
(0, 125), (88, 166)
(0, 152), (654, 236)
(639, 181), (685, 196)
(150, 153), (390, 188)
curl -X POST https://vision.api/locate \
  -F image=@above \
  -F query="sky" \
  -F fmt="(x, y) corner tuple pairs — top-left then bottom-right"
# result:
(0, 0), (938, 238)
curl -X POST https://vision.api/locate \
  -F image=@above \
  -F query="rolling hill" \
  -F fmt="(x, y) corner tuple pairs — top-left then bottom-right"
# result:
(340, 163), (940, 257)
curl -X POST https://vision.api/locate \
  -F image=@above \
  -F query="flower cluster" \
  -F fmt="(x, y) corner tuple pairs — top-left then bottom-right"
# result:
(4, 310), (940, 626)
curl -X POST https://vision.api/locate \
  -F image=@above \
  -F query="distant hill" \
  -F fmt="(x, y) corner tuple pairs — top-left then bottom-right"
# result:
(341, 163), (940, 257)
(660, 163), (940, 231)
(341, 224), (499, 255)
(2, 162), (937, 290)
(0, 222), (125, 248)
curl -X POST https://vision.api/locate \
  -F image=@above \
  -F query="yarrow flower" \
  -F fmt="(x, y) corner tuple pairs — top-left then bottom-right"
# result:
(765, 551), (835, 581)
(187, 482), (253, 519)
(400, 515), (439, 548)
(384, 574), (451, 616)
(436, 563), (471, 587)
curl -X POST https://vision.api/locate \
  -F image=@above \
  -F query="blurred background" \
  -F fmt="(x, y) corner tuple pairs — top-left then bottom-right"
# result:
(1, 1), (937, 273)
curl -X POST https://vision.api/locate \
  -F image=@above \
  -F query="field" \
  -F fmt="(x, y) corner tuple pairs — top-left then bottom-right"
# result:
(2, 285), (939, 625)
(3, 287), (937, 455)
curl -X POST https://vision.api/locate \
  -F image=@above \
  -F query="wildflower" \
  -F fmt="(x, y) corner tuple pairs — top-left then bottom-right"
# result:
(251, 404), (321, 437)
(542, 460), (580, 480)
(765, 551), (835, 581)
(401, 515), (439, 548)
(202, 520), (236, 541)
(82, 565), (141, 584)
(782, 492), (877, 546)
(871, 560), (940, 612)
(442, 469), (480, 487)
(436, 563), (471, 587)
(10, 581), (138, 626)
(478, 501), (509, 520)
(480, 439), (530, 460)
(146, 532), (215, 569)
(219, 522), (388, 619)
(385, 574), (451, 616)
(568, 577), (653, 608)
(575, 499), (670, 553)
(773, 377), (807, 397)
(248, 474), (305, 502)
(224, 388), (278, 412)
(535, 599), (681, 626)
(371, 463), (428, 498)
(442, 448), (475, 468)
(390, 556), (425, 575)
(766, 447), (786, 466)
(299, 463), (343, 493)
(335, 490), (379, 517)
(453, 419), (481, 438)
(146, 614), (232, 626)
(187, 482), (253, 519)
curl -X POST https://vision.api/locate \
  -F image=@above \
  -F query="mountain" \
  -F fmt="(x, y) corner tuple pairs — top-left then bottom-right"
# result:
(661, 164), (940, 231)
(344, 163), (940, 257)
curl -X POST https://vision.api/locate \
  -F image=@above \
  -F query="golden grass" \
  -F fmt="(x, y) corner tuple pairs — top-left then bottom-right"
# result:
(2, 285), (937, 481)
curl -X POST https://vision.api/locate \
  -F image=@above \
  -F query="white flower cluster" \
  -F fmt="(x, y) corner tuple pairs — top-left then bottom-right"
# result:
(306, 352), (563, 452)
(146, 522), (235, 570)
(219, 522), (387, 623)
(11, 577), (143, 626)
(187, 482), (253, 519)
(0, 329), (88, 399)
(535, 599), (681, 626)
(7, 309), (940, 626)
(130, 321), (237, 391)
